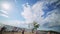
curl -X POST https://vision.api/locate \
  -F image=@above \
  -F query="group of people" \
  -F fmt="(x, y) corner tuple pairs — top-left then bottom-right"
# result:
(0, 26), (60, 34)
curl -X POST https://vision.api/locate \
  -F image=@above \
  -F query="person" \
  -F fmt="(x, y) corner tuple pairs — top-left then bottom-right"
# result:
(22, 29), (25, 34)
(47, 31), (60, 34)
(0, 26), (6, 34)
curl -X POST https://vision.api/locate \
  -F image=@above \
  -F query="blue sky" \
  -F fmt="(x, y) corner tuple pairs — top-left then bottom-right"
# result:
(0, 0), (60, 30)
(0, 0), (39, 21)
(0, 0), (41, 28)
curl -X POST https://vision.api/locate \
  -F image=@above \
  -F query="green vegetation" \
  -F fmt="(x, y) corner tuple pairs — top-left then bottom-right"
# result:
(32, 21), (39, 33)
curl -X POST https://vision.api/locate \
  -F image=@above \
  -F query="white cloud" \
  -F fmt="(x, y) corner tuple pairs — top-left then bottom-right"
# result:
(32, 2), (44, 23)
(1, 20), (20, 26)
(1, 20), (28, 28)
(21, 0), (60, 27)
(21, 3), (33, 24)
(44, 9), (60, 27)
(21, 2), (45, 24)
(0, 10), (8, 14)
(0, 10), (9, 18)
(0, 14), (9, 18)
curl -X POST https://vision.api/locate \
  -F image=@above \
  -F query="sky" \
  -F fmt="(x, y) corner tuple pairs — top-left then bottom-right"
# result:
(0, 0), (60, 30)
(0, 0), (41, 28)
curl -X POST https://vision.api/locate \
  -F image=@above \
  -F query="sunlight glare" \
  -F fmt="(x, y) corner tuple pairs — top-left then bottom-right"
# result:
(2, 3), (11, 10)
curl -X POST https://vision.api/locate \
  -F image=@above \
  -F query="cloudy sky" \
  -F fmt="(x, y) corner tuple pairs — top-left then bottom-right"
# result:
(0, 0), (60, 29)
